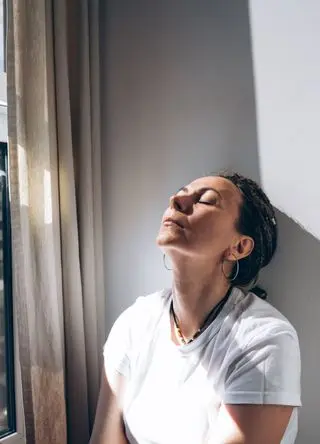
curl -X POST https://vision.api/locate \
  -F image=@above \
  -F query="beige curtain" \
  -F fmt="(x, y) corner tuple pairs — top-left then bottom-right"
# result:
(7, 0), (105, 442)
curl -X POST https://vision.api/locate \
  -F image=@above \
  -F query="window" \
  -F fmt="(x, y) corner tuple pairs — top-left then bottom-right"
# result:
(0, 143), (24, 444)
(0, 142), (14, 439)
(0, 2), (24, 443)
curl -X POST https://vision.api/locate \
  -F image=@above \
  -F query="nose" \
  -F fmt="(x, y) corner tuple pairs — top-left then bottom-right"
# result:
(169, 193), (194, 214)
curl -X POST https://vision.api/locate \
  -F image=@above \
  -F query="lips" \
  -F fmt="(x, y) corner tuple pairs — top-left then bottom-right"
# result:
(163, 217), (184, 229)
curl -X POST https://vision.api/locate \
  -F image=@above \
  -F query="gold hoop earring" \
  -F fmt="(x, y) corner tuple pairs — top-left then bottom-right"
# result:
(163, 254), (173, 271)
(222, 254), (239, 282)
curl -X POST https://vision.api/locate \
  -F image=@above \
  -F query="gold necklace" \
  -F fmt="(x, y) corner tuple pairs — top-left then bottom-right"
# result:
(173, 318), (200, 345)
(170, 287), (232, 345)
(171, 304), (201, 345)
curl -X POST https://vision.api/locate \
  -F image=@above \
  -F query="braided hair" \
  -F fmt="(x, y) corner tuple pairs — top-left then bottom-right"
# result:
(217, 172), (278, 287)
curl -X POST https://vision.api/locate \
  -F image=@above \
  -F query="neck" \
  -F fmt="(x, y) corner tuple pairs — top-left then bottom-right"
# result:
(171, 259), (231, 340)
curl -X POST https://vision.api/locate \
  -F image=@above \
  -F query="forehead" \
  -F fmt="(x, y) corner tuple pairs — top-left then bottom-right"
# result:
(188, 176), (242, 204)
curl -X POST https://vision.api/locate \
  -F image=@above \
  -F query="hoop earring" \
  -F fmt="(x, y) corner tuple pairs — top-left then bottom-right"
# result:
(222, 255), (239, 282)
(163, 254), (173, 271)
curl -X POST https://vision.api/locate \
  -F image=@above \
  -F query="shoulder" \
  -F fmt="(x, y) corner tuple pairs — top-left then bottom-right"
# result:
(220, 289), (301, 381)
(227, 288), (299, 344)
(217, 288), (301, 374)
(103, 288), (170, 387)
(106, 288), (170, 344)
(218, 289), (301, 407)
(120, 287), (170, 322)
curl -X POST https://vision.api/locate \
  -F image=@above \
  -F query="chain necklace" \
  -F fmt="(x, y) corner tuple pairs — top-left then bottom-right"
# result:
(170, 287), (232, 345)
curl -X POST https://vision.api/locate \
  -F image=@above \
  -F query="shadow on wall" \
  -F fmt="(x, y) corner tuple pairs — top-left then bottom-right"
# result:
(260, 209), (320, 444)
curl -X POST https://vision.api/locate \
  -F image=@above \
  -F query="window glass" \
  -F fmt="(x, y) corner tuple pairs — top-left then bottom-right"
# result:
(0, 143), (14, 437)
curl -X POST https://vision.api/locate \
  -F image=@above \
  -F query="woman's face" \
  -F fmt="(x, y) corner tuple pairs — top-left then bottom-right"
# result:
(157, 176), (252, 264)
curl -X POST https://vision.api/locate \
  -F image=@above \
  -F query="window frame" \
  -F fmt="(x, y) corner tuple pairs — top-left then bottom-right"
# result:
(0, 134), (25, 444)
(0, 0), (26, 442)
(1, 141), (15, 438)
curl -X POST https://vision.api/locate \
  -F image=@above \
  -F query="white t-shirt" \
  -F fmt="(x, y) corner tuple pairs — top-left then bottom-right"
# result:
(104, 287), (301, 444)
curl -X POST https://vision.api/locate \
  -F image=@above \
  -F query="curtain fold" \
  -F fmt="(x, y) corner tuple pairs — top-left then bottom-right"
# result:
(7, 1), (105, 442)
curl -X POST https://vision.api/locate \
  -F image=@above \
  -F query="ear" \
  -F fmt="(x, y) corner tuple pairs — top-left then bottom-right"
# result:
(229, 236), (254, 261)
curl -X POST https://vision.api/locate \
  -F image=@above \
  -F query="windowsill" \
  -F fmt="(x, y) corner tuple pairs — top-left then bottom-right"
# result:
(0, 432), (25, 443)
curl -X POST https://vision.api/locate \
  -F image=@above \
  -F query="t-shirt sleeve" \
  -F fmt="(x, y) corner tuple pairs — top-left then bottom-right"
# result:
(103, 306), (133, 393)
(223, 327), (301, 407)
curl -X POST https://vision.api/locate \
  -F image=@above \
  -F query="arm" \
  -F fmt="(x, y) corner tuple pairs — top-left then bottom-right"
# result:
(208, 403), (293, 444)
(91, 303), (135, 443)
(89, 368), (129, 444)
(207, 325), (301, 443)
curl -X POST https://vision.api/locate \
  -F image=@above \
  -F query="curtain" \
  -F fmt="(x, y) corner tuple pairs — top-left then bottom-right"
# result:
(7, 0), (105, 442)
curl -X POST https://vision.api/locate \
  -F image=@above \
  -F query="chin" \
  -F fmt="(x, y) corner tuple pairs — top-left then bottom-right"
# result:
(156, 233), (186, 250)
(156, 232), (171, 246)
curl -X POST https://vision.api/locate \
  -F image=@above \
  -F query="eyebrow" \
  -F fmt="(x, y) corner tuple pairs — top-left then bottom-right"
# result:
(176, 186), (223, 200)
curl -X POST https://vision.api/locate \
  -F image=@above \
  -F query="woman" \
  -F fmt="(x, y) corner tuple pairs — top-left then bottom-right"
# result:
(90, 172), (301, 444)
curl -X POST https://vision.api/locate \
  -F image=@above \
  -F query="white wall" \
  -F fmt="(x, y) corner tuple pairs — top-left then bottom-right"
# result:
(249, 2), (320, 442)
(101, 0), (259, 328)
(249, 0), (320, 240)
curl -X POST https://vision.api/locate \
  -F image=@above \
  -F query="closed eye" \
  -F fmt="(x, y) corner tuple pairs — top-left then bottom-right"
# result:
(174, 187), (222, 207)
(198, 199), (218, 206)
(198, 190), (219, 206)
(199, 200), (216, 205)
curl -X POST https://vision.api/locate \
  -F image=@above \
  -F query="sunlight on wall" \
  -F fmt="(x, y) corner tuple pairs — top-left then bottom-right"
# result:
(249, 0), (320, 240)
